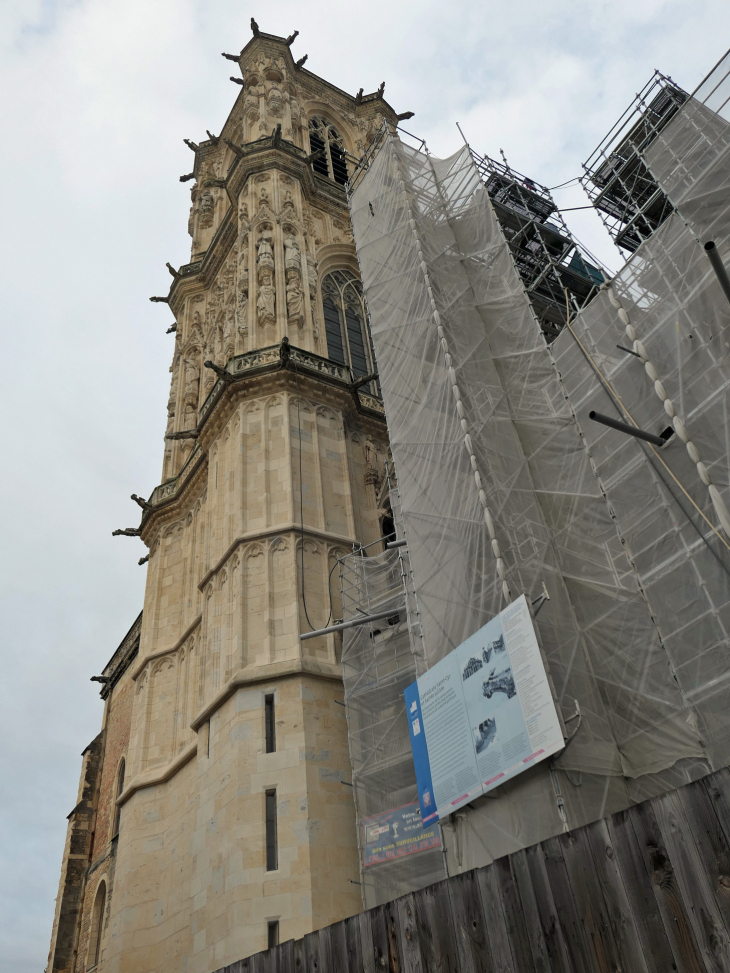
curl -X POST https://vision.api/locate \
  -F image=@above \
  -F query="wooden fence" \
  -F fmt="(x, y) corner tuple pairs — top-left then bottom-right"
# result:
(214, 767), (730, 972)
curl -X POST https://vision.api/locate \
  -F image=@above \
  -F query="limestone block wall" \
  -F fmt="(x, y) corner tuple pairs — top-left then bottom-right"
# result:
(103, 675), (359, 973)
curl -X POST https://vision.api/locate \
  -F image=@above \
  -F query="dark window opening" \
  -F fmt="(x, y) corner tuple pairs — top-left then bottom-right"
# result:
(265, 694), (276, 753)
(323, 298), (346, 364)
(265, 789), (278, 871)
(321, 271), (376, 388)
(308, 116), (349, 185)
(268, 920), (280, 949)
(381, 513), (396, 543)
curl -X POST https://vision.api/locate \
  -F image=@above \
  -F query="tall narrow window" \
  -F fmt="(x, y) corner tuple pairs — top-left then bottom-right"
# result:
(267, 920), (280, 949)
(112, 758), (125, 837)
(308, 116), (348, 185)
(321, 270), (376, 386)
(87, 881), (106, 968)
(265, 694), (276, 753)
(265, 790), (278, 871)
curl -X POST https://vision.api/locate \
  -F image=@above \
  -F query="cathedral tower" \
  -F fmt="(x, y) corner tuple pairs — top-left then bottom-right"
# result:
(47, 26), (397, 973)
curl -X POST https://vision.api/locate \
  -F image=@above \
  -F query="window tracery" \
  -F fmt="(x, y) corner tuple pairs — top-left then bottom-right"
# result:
(308, 116), (348, 185)
(321, 270), (375, 383)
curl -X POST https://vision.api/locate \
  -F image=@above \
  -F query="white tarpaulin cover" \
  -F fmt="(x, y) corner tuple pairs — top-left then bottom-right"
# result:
(345, 79), (730, 890)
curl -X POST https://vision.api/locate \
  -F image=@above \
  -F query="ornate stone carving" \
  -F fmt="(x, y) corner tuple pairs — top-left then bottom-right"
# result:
(286, 270), (304, 329)
(257, 270), (276, 328)
(199, 191), (214, 229)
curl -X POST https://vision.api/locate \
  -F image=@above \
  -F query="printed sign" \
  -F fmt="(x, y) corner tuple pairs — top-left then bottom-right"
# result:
(405, 594), (564, 825)
(361, 802), (441, 866)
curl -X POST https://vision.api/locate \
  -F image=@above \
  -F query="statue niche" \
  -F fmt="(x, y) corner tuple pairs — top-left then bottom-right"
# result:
(284, 230), (304, 329)
(256, 225), (276, 330)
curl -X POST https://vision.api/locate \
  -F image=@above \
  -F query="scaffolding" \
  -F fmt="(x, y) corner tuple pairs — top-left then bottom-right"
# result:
(581, 71), (688, 252)
(345, 47), (730, 890)
(339, 468), (446, 908)
(472, 151), (604, 338)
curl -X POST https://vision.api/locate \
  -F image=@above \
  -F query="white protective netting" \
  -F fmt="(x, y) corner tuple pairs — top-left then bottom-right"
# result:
(345, 83), (730, 877)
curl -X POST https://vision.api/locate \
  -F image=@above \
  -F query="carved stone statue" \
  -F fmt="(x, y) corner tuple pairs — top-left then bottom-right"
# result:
(286, 269), (304, 329)
(284, 232), (301, 272)
(199, 191), (214, 228)
(183, 358), (200, 413)
(257, 230), (274, 275)
(257, 270), (276, 327)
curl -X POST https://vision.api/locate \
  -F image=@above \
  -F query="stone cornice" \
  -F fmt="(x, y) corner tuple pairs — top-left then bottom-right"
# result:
(131, 614), (202, 681)
(138, 344), (385, 540)
(116, 658), (343, 807)
(197, 524), (357, 593)
(190, 658), (343, 731)
(116, 741), (198, 808)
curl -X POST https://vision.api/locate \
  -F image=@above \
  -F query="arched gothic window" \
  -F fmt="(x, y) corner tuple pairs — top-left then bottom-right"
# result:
(112, 758), (125, 838)
(87, 881), (106, 969)
(308, 116), (348, 185)
(321, 270), (375, 383)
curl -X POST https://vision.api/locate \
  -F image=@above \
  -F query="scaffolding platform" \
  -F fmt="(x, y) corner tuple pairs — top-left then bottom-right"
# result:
(581, 71), (688, 252)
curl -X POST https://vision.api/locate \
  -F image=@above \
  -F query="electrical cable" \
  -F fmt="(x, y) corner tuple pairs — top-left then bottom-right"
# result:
(548, 176), (582, 190)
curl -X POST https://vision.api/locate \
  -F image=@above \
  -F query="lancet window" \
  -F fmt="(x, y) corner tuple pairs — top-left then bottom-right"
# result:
(321, 270), (376, 383)
(308, 116), (349, 185)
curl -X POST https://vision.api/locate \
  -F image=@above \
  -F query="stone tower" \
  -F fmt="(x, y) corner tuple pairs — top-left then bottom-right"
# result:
(47, 26), (399, 973)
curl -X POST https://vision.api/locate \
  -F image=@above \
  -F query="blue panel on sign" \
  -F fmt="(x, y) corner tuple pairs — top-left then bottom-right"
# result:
(404, 681), (438, 825)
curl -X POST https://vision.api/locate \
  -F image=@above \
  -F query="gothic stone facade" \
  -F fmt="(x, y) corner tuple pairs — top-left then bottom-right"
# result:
(47, 29), (397, 973)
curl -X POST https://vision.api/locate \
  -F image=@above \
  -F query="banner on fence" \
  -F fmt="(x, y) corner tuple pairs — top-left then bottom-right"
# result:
(361, 802), (441, 866)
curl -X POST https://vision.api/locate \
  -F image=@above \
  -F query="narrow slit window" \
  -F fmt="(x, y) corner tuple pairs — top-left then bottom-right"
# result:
(265, 694), (276, 753)
(267, 920), (280, 949)
(265, 789), (278, 871)
(112, 757), (125, 837)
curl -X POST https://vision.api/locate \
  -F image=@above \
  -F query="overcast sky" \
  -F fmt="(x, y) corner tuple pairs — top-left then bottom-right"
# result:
(1, 1), (728, 970)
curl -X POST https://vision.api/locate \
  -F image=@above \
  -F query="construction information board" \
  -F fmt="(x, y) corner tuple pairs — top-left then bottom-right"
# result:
(405, 594), (564, 825)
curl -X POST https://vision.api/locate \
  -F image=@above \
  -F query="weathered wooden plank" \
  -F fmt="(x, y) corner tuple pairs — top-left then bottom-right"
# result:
(369, 903), (395, 973)
(523, 844), (575, 973)
(413, 880), (460, 973)
(627, 797), (706, 973)
(276, 938), (295, 973)
(702, 768), (730, 844)
(583, 817), (650, 973)
(541, 835), (597, 972)
(653, 787), (730, 972)
(679, 774), (730, 930)
(303, 929), (319, 973)
(494, 855), (539, 973)
(558, 825), (624, 972)
(476, 861), (518, 973)
(343, 913), (364, 973)
(509, 848), (554, 973)
(446, 868), (496, 973)
(384, 898), (403, 973)
(606, 808), (679, 973)
(292, 930), (306, 973)
(318, 923), (334, 973)
(395, 893), (423, 973)
(356, 907), (377, 973)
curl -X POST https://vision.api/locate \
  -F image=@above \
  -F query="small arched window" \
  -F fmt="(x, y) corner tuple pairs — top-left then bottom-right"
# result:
(308, 116), (348, 185)
(112, 758), (125, 838)
(321, 270), (375, 384)
(87, 881), (106, 969)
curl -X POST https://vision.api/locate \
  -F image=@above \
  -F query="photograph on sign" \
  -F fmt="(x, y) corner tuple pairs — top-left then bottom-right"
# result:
(405, 595), (564, 823)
